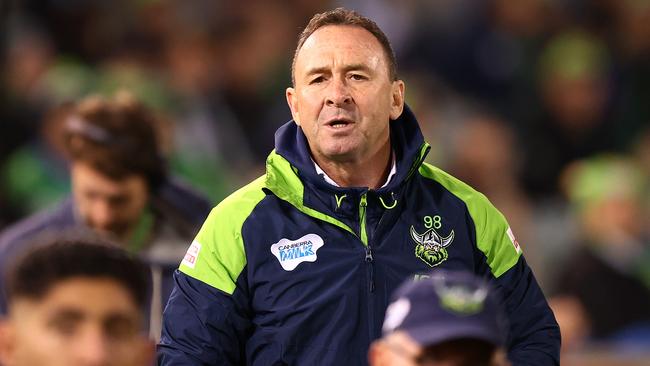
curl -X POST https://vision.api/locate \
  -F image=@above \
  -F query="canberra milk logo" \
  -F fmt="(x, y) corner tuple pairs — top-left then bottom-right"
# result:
(271, 234), (324, 271)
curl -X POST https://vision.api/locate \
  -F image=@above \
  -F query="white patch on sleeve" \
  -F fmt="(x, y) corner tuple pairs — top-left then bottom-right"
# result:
(181, 240), (202, 269)
(270, 233), (324, 271)
(506, 227), (522, 254)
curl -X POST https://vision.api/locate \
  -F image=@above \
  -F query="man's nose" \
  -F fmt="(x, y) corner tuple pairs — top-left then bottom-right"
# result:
(91, 200), (116, 229)
(325, 78), (352, 107)
(74, 329), (110, 366)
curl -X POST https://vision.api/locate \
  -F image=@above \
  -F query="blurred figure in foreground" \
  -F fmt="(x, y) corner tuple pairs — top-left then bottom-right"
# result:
(0, 92), (212, 339)
(369, 270), (510, 366)
(550, 154), (650, 352)
(0, 234), (154, 366)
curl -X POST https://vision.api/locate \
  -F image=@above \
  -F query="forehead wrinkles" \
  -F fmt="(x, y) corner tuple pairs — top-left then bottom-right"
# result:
(296, 25), (385, 76)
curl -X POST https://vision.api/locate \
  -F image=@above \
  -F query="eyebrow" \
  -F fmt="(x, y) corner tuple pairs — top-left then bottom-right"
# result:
(305, 64), (373, 76)
(48, 308), (85, 322)
(104, 312), (138, 326)
(48, 308), (138, 326)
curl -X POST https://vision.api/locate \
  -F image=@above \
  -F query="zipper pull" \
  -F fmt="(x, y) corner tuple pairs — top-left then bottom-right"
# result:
(365, 245), (373, 262)
(366, 245), (375, 292)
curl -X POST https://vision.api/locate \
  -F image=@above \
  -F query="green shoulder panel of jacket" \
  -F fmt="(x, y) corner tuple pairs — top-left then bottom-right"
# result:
(179, 175), (267, 295)
(418, 163), (522, 278)
(265, 150), (357, 237)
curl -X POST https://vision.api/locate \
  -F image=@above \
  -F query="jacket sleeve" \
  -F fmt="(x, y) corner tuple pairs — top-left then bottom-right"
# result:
(467, 194), (560, 365)
(157, 183), (264, 365)
(157, 270), (251, 365)
(492, 256), (561, 365)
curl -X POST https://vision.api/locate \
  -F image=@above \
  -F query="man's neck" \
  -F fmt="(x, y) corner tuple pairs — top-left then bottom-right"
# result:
(313, 144), (392, 189)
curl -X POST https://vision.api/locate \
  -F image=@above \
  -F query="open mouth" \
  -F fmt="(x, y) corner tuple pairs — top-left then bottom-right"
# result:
(325, 118), (354, 129)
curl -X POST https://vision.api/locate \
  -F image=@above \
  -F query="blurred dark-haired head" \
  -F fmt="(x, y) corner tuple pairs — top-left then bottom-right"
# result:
(0, 232), (154, 366)
(45, 92), (169, 241)
(56, 91), (168, 188)
(4, 231), (150, 311)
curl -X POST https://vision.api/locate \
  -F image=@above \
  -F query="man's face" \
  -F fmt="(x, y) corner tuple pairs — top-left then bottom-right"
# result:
(368, 332), (506, 366)
(0, 278), (153, 366)
(71, 163), (148, 242)
(287, 25), (404, 164)
(370, 331), (425, 366)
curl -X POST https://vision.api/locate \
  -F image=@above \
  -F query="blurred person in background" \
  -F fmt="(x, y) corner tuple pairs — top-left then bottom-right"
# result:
(610, 0), (650, 148)
(369, 270), (510, 366)
(0, 233), (154, 366)
(550, 154), (650, 352)
(159, 8), (559, 365)
(442, 115), (559, 286)
(520, 30), (615, 201)
(446, 115), (531, 243)
(0, 25), (58, 226)
(0, 92), (212, 340)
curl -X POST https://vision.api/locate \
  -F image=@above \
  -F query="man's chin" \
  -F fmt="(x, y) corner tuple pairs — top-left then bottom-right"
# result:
(317, 143), (361, 162)
(320, 150), (358, 164)
(91, 226), (131, 245)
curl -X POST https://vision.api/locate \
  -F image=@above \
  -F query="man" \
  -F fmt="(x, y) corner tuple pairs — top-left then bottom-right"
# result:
(159, 8), (560, 365)
(0, 92), (212, 339)
(0, 234), (154, 366)
(369, 270), (510, 366)
(551, 155), (650, 351)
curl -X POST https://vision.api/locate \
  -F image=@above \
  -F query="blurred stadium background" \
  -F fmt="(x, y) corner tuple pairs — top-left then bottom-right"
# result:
(0, 0), (649, 364)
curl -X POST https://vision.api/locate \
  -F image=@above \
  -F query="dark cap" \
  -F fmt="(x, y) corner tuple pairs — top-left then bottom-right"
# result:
(382, 270), (508, 347)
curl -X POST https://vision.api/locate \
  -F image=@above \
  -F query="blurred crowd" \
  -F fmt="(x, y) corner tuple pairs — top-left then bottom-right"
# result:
(1, 0), (649, 362)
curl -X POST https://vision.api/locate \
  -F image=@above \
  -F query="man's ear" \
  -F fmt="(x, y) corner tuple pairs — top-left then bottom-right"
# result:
(286, 87), (301, 125)
(0, 318), (16, 365)
(389, 80), (405, 120)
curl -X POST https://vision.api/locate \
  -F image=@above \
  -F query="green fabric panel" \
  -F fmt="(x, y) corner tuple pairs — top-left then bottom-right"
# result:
(418, 163), (521, 277)
(359, 193), (368, 246)
(265, 151), (357, 238)
(179, 176), (267, 294)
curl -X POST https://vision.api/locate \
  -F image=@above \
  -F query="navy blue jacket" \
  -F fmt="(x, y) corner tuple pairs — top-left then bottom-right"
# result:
(0, 177), (212, 338)
(158, 107), (560, 365)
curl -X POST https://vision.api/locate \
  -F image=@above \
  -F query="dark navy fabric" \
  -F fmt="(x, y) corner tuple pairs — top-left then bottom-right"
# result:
(158, 107), (560, 365)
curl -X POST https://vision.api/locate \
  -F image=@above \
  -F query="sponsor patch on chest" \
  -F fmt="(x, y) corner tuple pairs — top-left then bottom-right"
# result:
(270, 234), (324, 271)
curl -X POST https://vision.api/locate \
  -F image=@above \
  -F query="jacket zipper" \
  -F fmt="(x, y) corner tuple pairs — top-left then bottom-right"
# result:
(359, 192), (377, 347)
(359, 193), (374, 291)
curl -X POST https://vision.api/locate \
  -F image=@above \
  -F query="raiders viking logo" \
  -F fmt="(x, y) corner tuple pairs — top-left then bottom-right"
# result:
(410, 225), (455, 267)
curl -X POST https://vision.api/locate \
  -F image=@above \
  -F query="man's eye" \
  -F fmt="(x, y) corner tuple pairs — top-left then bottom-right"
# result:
(105, 320), (136, 340)
(350, 74), (366, 80)
(107, 195), (129, 207)
(310, 76), (325, 84)
(49, 319), (77, 336)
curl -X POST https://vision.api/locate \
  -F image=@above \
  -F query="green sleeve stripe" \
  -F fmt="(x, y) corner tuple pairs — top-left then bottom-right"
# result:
(180, 176), (267, 294)
(265, 151), (357, 238)
(418, 163), (521, 277)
